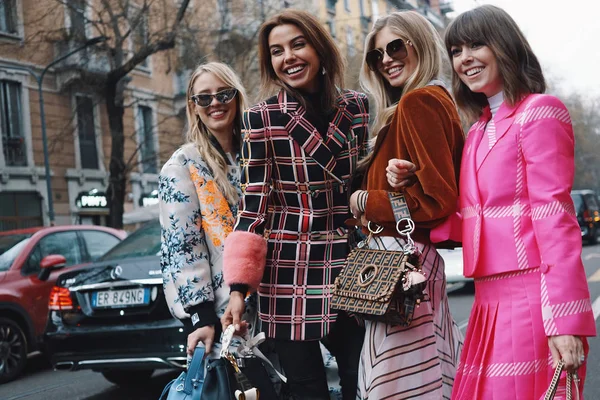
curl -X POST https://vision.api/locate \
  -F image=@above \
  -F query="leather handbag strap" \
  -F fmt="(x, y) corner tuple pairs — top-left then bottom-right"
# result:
(387, 192), (416, 237)
(183, 346), (205, 394)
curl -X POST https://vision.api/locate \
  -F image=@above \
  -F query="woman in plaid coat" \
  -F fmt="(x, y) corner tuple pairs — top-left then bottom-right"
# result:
(221, 10), (369, 400)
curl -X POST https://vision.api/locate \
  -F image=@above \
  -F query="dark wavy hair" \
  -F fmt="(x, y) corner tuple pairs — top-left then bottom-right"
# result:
(444, 5), (546, 122)
(257, 9), (344, 110)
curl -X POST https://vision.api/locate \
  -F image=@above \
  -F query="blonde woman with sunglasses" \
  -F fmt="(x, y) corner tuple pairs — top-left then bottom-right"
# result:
(159, 62), (252, 360)
(349, 11), (464, 399)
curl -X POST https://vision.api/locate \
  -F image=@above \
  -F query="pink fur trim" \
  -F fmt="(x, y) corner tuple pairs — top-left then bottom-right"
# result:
(223, 231), (267, 291)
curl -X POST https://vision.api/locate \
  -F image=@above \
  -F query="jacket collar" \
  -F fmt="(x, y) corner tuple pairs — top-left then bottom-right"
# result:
(276, 89), (354, 184)
(475, 95), (528, 171)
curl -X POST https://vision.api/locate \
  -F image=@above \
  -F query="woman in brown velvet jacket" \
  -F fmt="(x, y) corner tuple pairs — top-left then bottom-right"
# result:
(349, 11), (464, 399)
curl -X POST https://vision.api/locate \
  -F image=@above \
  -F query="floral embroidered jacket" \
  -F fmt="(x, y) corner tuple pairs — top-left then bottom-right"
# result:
(159, 142), (241, 333)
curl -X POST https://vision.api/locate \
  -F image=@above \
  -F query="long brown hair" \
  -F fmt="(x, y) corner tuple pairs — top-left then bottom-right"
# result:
(257, 9), (345, 110)
(444, 5), (546, 122)
(185, 62), (248, 205)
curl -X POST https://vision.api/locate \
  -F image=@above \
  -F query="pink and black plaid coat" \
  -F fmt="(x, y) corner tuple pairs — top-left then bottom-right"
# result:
(235, 89), (369, 340)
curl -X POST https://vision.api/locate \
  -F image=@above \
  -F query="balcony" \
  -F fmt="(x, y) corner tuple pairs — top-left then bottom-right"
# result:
(2, 136), (27, 167)
(52, 39), (111, 90)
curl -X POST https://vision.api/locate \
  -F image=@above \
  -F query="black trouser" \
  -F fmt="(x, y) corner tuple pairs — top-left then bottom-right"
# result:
(271, 312), (365, 400)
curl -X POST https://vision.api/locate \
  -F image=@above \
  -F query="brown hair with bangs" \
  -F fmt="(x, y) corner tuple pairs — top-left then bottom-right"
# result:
(257, 9), (344, 110)
(444, 5), (546, 122)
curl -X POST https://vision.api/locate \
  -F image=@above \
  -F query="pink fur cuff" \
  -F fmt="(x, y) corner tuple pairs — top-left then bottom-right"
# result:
(223, 231), (267, 291)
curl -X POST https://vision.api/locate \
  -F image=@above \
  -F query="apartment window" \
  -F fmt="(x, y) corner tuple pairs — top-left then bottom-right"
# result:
(138, 106), (157, 174)
(68, 0), (86, 41)
(346, 27), (355, 57)
(132, 10), (150, 68)
(0, 0), (18, 35)
(327, 16), (336, 39)
(0, 192), (43, 231)
(217, 0), (231, 31)
(344, 0), (350, 12)
(0, 80), (26, 167)
(326, 0), (336, 12)
(76, 96), (99, 169)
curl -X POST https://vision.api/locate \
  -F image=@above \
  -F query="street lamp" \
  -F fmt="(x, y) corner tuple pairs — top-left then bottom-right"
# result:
(1, 35), (107, 225)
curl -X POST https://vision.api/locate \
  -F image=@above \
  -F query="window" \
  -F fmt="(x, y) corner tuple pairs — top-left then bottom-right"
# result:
(326, 0), (336, 12)
(217, 0), (231, 31)
(0, 0), (17, 35)
(80, 230), (121, 261)
(344, 0), (350, 12)
(23, 232), (82, 275)
(327, 16), (336, 39)
(346, 26), (355, 57)
(138, 105), (157, 174)
(132, 9), (150, 68)
(75, 96), (99, 169)
(0, 192), (43, 231)
(100, 221), (161, 261)
(68, 0), (87, 41)
(0, 80), (26, 166)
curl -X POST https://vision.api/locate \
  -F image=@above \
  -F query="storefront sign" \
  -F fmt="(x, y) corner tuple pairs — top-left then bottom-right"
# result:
(76, 190), (108, 209)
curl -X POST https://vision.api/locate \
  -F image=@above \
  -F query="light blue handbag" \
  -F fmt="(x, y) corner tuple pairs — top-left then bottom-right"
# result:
(159, 347), (205, 400)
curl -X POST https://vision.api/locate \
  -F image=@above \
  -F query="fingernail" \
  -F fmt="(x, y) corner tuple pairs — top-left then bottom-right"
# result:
(235, 324), (240, 331)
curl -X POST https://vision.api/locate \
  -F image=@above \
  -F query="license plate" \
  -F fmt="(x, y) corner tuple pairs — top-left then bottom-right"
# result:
(92, 288), (149, 308)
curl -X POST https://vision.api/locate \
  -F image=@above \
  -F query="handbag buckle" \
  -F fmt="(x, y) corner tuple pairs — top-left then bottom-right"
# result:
(358, 264), (378, 286)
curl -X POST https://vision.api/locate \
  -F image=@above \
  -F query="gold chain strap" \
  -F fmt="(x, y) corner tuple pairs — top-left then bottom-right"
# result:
(544, 359), (575, 400)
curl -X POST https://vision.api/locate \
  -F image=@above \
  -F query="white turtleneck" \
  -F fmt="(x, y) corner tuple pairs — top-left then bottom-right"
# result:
(476, 91), (504, 165)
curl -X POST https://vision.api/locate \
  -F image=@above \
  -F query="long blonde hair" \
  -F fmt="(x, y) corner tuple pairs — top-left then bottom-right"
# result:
(359, 11), (449, 166)
(185, 62), (248, 205)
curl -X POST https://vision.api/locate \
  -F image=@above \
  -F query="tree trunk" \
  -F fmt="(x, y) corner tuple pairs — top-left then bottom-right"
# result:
(105, 80), (127, 229)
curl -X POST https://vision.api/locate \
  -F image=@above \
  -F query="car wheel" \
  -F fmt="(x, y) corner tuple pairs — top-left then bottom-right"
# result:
(0, 317), (28, 383)
(101, 369), (155, 386)
(589, 227), (598, 244)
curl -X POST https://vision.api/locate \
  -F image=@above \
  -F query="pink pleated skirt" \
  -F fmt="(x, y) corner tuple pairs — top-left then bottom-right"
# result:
(452, 268), (588, 400)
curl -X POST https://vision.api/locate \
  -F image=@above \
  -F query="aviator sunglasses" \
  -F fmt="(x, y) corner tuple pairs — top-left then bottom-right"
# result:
(365, 38), (411, 71)
(190, 88), (238, 108)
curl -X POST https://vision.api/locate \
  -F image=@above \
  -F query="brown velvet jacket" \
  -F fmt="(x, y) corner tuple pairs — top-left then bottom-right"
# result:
(363, 85), (464, 243)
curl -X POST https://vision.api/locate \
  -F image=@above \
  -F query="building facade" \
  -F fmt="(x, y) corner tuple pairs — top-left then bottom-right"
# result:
(0, 0), (187, 230)
(0, 0), (451, 232)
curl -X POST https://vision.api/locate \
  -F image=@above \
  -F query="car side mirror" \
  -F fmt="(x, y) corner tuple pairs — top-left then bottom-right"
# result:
(38, 254), (67, 281)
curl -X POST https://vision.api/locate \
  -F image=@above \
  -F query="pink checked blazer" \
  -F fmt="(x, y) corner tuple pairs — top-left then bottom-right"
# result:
(460, 93), (596, 337)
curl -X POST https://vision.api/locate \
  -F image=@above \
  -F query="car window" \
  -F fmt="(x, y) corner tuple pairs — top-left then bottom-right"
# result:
(585, 194), (599, 211)
(0, 238), (31, 272)
(80, 231), (121, 261)
(0, 234), (32, 255)
(571, 194), (583, 213)
(100, 221), (161, 261)
(22, 232), (83, 275)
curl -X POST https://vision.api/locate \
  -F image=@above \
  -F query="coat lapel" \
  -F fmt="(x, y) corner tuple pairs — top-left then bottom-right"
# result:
(281, 90), (351, 184)
(476, 98), (525, 172)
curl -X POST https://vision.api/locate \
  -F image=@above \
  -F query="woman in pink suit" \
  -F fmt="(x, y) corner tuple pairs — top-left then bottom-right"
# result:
(441, 5), (596, 399)
(390, 4), (597, 399)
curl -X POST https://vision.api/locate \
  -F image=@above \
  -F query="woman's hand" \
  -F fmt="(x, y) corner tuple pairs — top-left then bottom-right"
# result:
(548, 335), (585, 372)
(221, 291), (247, 334)
(386, 158), (417, 190)
(187, 325), (215, 356)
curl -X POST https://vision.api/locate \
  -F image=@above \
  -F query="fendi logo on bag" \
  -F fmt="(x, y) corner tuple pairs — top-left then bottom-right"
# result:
(358, 264), (378, 286)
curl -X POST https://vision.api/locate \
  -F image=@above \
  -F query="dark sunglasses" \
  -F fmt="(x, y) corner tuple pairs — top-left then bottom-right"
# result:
(190, 88), (238, 108)
(365, 38), (410, 71)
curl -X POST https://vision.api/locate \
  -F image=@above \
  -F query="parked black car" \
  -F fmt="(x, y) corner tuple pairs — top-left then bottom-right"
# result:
(571, 190), (600, 244)
(44, 221), (186, 386)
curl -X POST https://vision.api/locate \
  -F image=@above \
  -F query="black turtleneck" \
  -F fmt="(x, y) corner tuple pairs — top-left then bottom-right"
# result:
(299, 90), (333, 137)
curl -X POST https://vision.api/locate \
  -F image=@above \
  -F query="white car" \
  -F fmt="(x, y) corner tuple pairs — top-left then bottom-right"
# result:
(438, 247), (472, 288)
